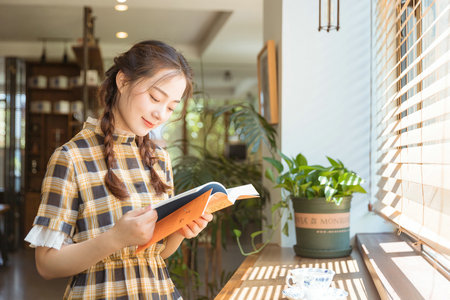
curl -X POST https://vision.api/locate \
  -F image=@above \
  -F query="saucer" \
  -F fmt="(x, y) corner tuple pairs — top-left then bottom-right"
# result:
(282, 287), (305, 300)
(322, 287), (349, 299)
(282, 287), (348, 300)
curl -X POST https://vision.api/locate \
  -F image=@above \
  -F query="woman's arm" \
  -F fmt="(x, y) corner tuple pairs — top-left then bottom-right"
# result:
(35, 206), (157, 280)
(160, 213), (213, 259)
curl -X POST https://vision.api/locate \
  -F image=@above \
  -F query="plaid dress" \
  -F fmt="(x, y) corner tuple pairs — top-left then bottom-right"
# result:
(31, 120), (182, 300)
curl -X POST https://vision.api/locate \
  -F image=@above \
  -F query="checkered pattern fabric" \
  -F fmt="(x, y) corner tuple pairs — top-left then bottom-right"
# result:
(31, 120), (182, 299)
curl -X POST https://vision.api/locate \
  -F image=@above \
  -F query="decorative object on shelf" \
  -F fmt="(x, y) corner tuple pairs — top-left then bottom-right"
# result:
(31, 160), (38, 174)
(53, 100), (71, 114)
(81, 69), (99, 86)
(318, 0), (340, 32)
(30, 100), (51, 113)
(28, 75), (47, 89)
(264, 153), (366, 258)
(257, 40), (278, 125)
(71, 100), (84, 122)
(48, 75), (69, 89)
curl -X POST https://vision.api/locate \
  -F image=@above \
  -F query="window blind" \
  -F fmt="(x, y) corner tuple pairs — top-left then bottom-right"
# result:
(372, 0), (449, 256)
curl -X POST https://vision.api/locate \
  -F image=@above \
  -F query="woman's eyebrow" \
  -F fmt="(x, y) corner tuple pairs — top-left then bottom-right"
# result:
(153, 86), (181, 102)
(153, 86), (168, 97)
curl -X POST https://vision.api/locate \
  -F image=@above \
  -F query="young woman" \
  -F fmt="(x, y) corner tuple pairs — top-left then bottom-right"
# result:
(24, 40), (213, 299)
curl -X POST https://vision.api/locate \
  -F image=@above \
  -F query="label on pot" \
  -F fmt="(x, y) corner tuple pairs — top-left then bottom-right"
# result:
(295, 212), (350, 229)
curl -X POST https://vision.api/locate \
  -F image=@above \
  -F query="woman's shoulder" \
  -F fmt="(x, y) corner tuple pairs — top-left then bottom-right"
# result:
(51, 127), (101, 160)
(152, 143), (170, 161)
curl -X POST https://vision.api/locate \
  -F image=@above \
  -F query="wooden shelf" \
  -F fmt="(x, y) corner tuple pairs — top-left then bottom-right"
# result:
(72, 45), (104, 75)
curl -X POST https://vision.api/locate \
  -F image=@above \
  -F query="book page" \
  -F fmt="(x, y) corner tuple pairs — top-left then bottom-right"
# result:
(226, 184), (259, 202)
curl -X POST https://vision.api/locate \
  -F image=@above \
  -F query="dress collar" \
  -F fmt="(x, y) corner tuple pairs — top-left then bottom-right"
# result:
(83, 117), (136, 144)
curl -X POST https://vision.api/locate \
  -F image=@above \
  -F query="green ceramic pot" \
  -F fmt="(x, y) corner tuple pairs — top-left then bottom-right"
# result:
(291, 196), (352, 258)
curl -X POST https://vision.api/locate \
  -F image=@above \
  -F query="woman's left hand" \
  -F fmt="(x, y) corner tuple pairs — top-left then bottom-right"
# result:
(178, 213), (213, 239)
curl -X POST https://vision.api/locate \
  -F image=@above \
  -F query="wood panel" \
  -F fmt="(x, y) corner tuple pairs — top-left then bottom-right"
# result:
(216, 244), (379, 300)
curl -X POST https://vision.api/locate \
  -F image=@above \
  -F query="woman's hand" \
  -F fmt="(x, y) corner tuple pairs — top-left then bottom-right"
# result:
(109, 205), (158, 248)
(177, 213), (213, 239)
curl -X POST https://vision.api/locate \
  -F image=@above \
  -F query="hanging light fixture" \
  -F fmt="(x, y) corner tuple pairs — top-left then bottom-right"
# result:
(40, 39), (47, 63)
(318, 0), (340, 32)
(62, 40), (69, 64)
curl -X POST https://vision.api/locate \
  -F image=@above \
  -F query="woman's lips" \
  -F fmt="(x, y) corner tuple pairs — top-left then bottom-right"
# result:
(142, 117), (155, 129)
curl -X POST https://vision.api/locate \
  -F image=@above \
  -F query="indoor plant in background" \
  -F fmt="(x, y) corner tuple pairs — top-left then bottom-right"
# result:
(166, 99), (277, 299)
(264, 153), (367, 258)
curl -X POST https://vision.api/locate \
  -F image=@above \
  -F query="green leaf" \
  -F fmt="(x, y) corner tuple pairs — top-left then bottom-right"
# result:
(282, 222), (289, 236)
(324, 185), (337, 200)
(265, 168), (275, 182)
(326, 156), (340, 167)
(318, 176), (330, 185)
(334, 197), (344, 205)
(280, 152), (294, 170)
(233, 229), (242, 237)
(250, 230), (264, 239)
(271, 201), (283, 213)
(287, 212), (293, 220)
(295, 153), (308, 166)
(300, 182), (312, 193)
(263, 157), (283, 173)
(346, 185), (367, 194)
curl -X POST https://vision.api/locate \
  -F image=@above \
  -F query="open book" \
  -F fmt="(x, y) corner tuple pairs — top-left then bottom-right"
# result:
(136, 182), (259, 252)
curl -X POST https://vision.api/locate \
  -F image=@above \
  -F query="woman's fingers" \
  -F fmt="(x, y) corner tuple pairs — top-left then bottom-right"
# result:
(201, 213), (213, 222)
(180, 225), (195, 239)
(193, 218), (208, 229)
(127, 205), (152, 217)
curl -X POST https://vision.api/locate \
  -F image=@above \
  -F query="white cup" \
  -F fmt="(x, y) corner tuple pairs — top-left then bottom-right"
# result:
(286, 268), (335, 300)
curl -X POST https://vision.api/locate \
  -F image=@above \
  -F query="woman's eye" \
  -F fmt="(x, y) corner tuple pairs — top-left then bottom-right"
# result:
(168, 107), (175, 112)
(150, 95), (160, 102)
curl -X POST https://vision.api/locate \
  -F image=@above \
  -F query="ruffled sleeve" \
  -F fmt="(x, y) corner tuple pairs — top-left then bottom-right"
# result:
(24, 145), (80, 249)
(24, 225), (73, 250)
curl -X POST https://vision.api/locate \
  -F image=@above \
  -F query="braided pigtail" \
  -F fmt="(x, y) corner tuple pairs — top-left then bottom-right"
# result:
(98, 65), (129, 200)
(100, 108), (129, 200)
(137, 135), (171, 195)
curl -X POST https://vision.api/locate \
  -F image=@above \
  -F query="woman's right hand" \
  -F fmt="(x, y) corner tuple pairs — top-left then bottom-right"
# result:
(110, 205), (158, 248)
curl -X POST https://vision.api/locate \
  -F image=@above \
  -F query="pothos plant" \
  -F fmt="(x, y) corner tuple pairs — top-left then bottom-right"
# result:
(265, 152), (367, 205)
(235, 152), (367, 255)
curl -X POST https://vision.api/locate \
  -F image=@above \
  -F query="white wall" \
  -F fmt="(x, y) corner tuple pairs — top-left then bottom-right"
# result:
(264, 0), (393, 247)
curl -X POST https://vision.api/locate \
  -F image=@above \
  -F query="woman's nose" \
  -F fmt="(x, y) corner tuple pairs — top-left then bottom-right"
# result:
(151, 109), (161, 121)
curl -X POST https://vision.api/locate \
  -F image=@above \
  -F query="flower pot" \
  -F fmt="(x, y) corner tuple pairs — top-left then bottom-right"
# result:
(291, 196), (352, 258)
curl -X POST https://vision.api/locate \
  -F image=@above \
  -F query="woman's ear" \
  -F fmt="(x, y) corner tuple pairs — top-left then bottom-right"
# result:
(116, 71), (127, 93)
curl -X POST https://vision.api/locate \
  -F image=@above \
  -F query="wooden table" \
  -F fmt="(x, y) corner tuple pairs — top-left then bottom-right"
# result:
(216, 244), (380, 300)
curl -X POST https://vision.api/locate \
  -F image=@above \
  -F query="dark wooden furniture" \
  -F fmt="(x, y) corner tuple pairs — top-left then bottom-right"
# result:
(23, 62), (84, 238)
(216, 243), (379, 299)
(0, 204), (11, 266)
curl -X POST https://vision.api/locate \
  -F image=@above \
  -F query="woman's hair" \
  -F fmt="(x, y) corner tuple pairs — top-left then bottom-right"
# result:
(98, 40), (193, 200)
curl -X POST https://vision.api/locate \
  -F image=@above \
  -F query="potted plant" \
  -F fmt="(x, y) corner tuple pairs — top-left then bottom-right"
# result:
(264, 153), (366, 258)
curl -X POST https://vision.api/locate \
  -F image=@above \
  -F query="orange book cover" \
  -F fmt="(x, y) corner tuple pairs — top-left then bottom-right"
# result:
(136, 182), (259, 252)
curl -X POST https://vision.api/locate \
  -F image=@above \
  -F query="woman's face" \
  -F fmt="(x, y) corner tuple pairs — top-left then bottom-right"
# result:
(114, 69), (187, 137)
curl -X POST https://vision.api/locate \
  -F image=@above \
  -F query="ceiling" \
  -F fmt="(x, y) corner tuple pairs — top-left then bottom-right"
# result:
(0, 0), (263, 99)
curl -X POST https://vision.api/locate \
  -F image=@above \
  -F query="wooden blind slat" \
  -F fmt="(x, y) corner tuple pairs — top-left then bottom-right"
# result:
(377, 162), (450, 191)
(374, 1), (446, 93)
(373, 0), (449, 254)
(379, 45), (449, 111)
(377, 142), (450, 164)
(379, 76), (449, 124)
